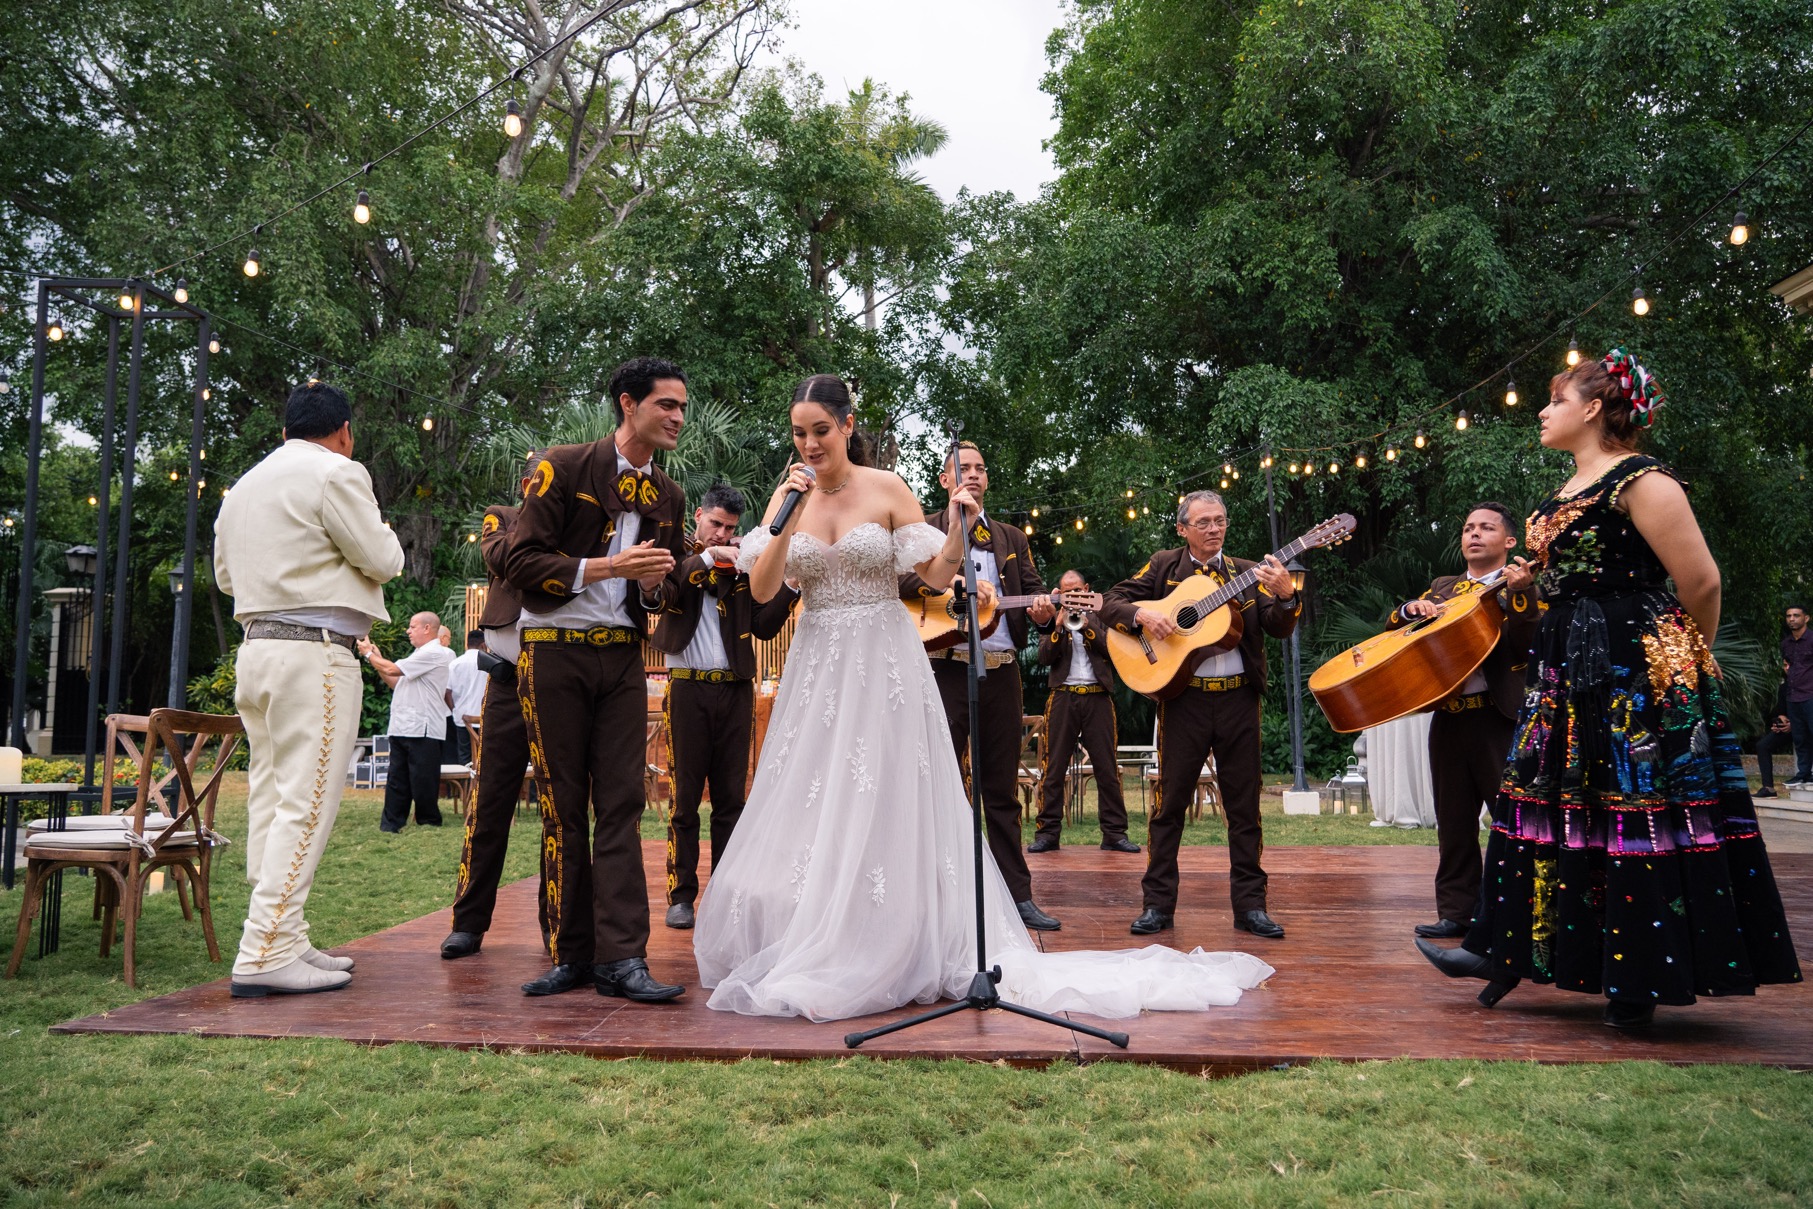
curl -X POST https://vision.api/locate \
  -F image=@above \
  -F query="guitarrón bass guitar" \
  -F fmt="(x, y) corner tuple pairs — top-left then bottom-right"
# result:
(906, 589), (1103, 652)
(1106, 515), (1356, 700)
(1309, 566), (1510, 733)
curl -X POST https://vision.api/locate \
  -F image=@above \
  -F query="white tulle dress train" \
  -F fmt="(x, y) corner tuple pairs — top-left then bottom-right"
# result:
(692, 522), (1272, 1023)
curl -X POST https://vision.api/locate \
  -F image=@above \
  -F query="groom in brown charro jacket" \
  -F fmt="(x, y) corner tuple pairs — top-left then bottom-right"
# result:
(1387, 502), (1538, 940)
(504, 356), (689, 1002)
(441, 452), (544, 961)
(899, 440), (1064, 932)
(646, 483), (798, 931)
(1103, 489), (1301, 941)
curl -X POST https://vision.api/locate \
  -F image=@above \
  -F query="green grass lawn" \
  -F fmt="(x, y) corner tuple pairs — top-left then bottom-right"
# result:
(2, 776), (1809, 1207)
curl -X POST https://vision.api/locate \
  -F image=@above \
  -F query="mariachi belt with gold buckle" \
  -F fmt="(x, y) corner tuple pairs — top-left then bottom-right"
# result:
(1187, 674), (1248, 692)
(937, 648), (1017, 669)
(669, 667), (745, 683)
(520, 625), (639, 647)
(1440, 692), (1490, 712)
(1056, 683), (1106, 695)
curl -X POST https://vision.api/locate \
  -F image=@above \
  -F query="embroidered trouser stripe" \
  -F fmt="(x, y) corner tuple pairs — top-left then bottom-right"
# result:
(450, 673), (540, 936)
(233, 638), (363, 974)
(1143, 686), (1267, 915)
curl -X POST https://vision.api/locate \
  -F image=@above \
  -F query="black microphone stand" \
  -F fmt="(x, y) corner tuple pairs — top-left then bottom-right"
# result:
(845, 422), (1130, 1050)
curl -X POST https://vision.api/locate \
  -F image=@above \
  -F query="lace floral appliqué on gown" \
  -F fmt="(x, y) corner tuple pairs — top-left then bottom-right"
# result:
(693, 521), (1272, 1022)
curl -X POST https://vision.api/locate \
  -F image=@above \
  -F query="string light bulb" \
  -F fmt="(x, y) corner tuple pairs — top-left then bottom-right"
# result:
(1385, 446), (1398, 461)
(1220, 478), (1229, 489)
(47, 321), (64, 342)
(1355, 451), (1368, 469)
(1328, 460), (1339, 474)
(88, 495), (98, 506)
(1455, 409), (1470, 431)
(1302, 461), (1314, 477)
(1566, 337), (1580, 367)
(1074, 517), (1084, 531)
(0, 371), (9, 395)
(1729, 210), (1749, 246)
(169, 470), (180, 481)
(1055, 534), (1063, 545)
(1222, 463), (1233, 475)
(1260, 451), (1274, 469)
(1504, 378), (1518, 407)
(174, 278), (189, 304)
(504, 99), (524, 138)
(119, 290), (136, 312)
(1023, 523), (1033, 535)
(1030, 507), (1039, 518)
(467, 532), (478, 543)
(1126, 507), (1136, 520)
(421, 416), (434, 431)
(1288, 462), (1300, 475)
(1141, 504), (1149, 515)
(1413, 429), (1427, 449)
(1230, 469), (1239, 480)
(1125, 488), (1135, 499)
(1631, 285), (1648, 316)
(243, 248), (261, 278)
(201, 387), (211, 401)
(353, 189), (371, 225)
(208, 337), (221, 354)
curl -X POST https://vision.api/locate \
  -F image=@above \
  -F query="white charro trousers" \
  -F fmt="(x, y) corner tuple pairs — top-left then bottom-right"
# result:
(232, 636), (363, 975)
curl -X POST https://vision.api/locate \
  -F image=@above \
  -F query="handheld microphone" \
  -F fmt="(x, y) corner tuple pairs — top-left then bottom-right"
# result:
(768, 465), (817, 535)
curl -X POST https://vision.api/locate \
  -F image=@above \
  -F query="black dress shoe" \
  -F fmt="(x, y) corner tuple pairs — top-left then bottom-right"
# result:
(595, 957), (685, 1002)
(521, 963), (590, 996)
(1753, 788), (1777, 798)
(1130, 907), (1172, 935)
(1017, 900), (1062, 931)
(1026, 835), (1060, 854)
(1233, 909), (1285, 939)
(1100, 836), (1141, 853)
(1604, 999), (1656, 1029)
(664, 902), (695, 930)
(440, 930), (483, 959)
(1414, 938), (1520, 1007)
(1413, 918), (1468, 939)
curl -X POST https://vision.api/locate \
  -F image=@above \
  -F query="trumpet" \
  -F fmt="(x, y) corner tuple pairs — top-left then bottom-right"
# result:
(1063, 601), (1088, 631)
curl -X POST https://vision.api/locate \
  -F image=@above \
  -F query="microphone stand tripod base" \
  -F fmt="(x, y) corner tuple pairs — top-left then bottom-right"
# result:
(843, 967), (1131, 1049)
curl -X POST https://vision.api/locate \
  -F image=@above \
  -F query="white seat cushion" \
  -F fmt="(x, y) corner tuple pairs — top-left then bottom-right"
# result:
(26, 826), (199, 851)
(27, 812), (174, 833)
(439, 765), (472, 777)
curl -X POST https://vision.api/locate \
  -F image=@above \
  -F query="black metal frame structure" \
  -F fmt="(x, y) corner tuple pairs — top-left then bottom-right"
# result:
(7, 277), (212, 792)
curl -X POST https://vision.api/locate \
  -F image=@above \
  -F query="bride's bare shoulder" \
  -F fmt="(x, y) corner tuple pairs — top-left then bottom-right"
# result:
(859, 467), (923, 520)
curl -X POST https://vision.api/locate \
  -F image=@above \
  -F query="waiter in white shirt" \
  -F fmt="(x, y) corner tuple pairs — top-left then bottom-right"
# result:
(361, 612), (456, 830)
(215, 380), (405, 997)
(502, 356), (688, 1001)
(1030, 570), (1139, 854)
(445, 629), (489, 764)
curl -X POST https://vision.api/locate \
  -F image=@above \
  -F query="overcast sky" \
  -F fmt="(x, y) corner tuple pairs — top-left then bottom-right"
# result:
(754, 0), (1068, 202)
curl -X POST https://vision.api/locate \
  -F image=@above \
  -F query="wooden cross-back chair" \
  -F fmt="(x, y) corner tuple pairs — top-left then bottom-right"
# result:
(1016, 714), (1048, 820)
(5, 709), (243, 988)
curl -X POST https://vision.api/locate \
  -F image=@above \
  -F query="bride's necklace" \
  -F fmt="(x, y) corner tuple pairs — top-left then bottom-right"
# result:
(817, 473), (853, 496)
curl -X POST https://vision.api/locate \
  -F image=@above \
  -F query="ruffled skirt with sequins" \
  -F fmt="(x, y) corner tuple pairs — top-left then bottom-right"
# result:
(1464, 590), (1801, 1004)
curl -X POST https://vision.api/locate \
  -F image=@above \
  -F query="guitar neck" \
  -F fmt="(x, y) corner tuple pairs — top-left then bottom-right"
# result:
(1188, 536), (1313, 619)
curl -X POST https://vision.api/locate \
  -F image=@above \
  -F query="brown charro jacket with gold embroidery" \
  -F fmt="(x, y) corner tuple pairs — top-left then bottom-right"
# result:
(647, 544), (798, 680)
(1101, 548), (1301, 696)
(1386, 573), (1540, 721)
(501, 440), (684, 621)
(1037, 612), (1116, 690)
(477, 504), (523, 628)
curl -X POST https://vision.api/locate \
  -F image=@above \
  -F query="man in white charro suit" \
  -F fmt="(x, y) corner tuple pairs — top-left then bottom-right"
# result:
(215, 381), (405, 997)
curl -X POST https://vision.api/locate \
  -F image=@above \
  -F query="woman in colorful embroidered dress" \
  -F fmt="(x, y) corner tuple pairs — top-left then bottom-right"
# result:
(691, 374), (1273, 1022)
(1417, 348), (1800, 1027)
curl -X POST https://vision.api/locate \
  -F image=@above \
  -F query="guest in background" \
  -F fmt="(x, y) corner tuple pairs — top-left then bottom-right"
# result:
(215, 379), (404, 997)
(1782, 605), (1813, 790)
(360, 611), (456, 831)
(1754, 680), (1795, 799)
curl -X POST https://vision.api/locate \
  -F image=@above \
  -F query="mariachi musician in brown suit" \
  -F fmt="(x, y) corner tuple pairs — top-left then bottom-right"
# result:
(504, 357), (689, 1002)
(1030, 569), (1140, 854)
(1388, 501), (1538, 940)
(646, 483), (798, 931)
(898, 440), (1065, 933)
(441, 452), (543, 961)
(1103, 489), (1301, 941)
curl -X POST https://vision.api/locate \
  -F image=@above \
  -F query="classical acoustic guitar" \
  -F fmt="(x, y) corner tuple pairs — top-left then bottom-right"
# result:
(906, 589), (1103, 652)
(1308, 566), (1511, 733)
(1106, 515), (1356, 700)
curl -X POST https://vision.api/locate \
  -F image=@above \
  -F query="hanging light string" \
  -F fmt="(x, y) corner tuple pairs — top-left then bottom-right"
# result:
(145, 4), (628, 281)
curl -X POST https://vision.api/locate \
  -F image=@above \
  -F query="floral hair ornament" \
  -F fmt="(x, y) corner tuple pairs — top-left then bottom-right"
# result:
(1599, 346), (1665, 428)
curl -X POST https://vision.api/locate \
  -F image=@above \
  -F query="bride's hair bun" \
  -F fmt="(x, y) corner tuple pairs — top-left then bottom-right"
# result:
(790, 373), (872, 467)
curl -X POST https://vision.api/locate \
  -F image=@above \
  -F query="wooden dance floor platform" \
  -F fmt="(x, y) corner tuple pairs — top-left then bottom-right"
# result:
(54, 844), (1813, 1072)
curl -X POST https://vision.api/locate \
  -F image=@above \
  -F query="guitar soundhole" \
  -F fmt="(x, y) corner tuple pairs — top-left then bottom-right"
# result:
(1176, 606), (1200, 631)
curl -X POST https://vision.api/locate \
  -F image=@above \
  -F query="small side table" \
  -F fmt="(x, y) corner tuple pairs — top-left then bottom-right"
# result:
(1, 783), (78, 957)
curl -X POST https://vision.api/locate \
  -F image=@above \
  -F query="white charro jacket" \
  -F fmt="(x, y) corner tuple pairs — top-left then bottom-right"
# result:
(214, 439), (405, 623)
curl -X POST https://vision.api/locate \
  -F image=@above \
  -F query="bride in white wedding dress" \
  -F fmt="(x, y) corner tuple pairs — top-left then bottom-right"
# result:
(693, 374), (1273, 1023)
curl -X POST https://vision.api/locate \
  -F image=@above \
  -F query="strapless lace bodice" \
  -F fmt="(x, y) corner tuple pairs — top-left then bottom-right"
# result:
(738, 521), (944, 614)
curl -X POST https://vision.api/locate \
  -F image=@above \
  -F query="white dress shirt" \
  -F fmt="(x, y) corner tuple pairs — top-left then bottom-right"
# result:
(1190, 554), (1246, 678)
(668, 596), (731, 671)
(519, 448), (647, 632)
(1064, 630), (1098, 686)
(967, 517), (1016, 654)
(385, 641), (456, 738)
(447, 648), (488, 723)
